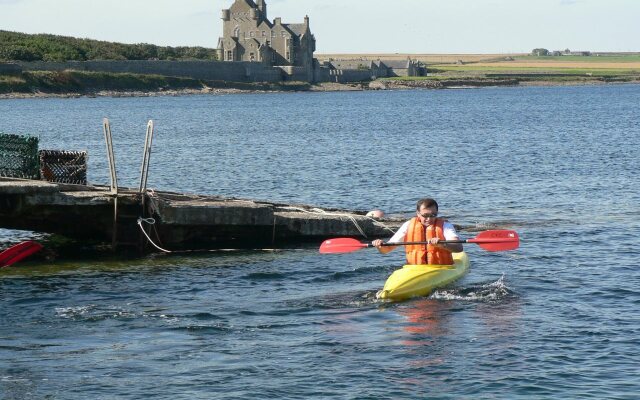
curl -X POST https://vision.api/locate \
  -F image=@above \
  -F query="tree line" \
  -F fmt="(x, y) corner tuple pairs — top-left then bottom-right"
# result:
(0, 30), (218, 62)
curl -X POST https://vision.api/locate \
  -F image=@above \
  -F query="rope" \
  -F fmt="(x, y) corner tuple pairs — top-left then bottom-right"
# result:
(143, 189), (165, 247)
(278, 206), (396, 239)
(137, 217), (172, 253)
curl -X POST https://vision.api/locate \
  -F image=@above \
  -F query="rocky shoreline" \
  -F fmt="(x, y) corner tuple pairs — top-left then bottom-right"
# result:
(0, 82), (365, 99)
(1, 79), (637, 99)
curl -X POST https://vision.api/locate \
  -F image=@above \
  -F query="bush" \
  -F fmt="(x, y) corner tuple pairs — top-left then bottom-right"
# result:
(0, 45), (42, 61)
(0, 30), (218, 62)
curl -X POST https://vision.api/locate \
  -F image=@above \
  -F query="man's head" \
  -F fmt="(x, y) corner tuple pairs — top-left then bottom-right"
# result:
(416, 198), (439, 227)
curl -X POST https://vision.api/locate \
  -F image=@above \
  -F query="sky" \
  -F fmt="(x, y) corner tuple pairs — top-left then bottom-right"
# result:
(1, 0), (639, 54)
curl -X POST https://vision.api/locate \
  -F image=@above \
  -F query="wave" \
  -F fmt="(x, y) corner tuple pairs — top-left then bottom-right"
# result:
(430, 274), (515, 302)
(240, 271), (288, 281)
(54, 304), (179, 322)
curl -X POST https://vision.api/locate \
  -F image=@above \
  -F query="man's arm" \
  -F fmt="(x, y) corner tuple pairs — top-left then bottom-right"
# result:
(439, 222), (463, 253)
(372, 220), (409, 254)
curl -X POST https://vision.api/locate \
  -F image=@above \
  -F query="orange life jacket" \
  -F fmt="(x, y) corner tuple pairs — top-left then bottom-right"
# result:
(405, 217), (454, 265)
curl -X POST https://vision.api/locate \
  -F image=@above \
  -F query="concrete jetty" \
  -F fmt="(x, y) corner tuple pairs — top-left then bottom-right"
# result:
(0, 177), (400, 252)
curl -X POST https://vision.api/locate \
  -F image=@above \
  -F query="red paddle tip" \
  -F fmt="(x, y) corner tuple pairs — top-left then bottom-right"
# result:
(319, 238), (369, 254)
(471, 230), (520, 251)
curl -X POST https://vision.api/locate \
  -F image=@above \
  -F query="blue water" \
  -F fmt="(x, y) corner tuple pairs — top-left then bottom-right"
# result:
(1, 85), (639, 399)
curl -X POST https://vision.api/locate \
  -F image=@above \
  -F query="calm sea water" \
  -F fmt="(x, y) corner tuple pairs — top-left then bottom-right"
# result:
(1, 85), (639, 399)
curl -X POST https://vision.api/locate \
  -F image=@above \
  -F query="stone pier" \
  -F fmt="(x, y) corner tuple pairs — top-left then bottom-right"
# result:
(0, 178), (400, 251)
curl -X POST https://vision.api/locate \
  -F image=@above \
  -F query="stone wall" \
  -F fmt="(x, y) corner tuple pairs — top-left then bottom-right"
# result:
(278, 66), (313, 82)
(315, 67), (377, 83)
(13, 59), (407, 84)
(17, 60), (283, 83)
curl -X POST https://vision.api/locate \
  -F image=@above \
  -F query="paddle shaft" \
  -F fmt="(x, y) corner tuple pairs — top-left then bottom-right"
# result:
(377, 237), (515, 247)
(373, 239), (467, 248)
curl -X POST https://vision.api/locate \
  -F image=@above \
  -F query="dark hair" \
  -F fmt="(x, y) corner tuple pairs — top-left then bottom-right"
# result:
(416, 198), (439, 211)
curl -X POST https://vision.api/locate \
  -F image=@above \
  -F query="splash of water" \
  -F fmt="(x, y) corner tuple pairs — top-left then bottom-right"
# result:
(430, 274), (513, 302)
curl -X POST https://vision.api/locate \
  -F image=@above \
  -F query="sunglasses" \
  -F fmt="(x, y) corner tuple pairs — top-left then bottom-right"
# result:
(418, 212), (438, 219)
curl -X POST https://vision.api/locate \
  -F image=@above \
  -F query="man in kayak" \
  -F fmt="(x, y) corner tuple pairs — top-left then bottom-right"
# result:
(372, 198), (463, 265)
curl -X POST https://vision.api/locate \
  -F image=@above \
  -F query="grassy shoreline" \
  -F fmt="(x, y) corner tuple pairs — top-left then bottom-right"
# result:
(0, 70), (312, 98)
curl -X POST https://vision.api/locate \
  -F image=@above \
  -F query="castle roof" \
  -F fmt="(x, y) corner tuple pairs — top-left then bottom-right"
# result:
(219, 37), (240, 49)
(328, 61), (374, 70)
(245, 38), (262, 48)
(285, 23), (307, 37)
(380, 60), (413, 69)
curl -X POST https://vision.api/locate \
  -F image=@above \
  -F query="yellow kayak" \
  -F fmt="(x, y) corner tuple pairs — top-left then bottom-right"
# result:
(376, 252), (470, 301)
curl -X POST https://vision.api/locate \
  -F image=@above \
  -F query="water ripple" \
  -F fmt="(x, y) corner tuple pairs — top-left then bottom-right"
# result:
(2, 85), (640, 399)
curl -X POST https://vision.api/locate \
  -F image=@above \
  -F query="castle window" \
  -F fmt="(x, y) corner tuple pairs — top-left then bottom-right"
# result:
(271, 31), (276, 38)
(226, 50), (233, 61)
(250, 52), (255, 61)
(262, 31), (266, 37)
(281, 31), (286, 38)
(286, 51), (290, 60)
(250, 31), (255, 38)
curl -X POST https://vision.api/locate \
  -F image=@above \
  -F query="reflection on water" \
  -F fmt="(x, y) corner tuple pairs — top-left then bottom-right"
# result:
(397, 299), (454, 339)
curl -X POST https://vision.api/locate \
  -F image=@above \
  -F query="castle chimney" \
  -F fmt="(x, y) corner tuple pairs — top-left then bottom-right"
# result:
(257, 0), (267, 18)
(304, 15), (309, 27)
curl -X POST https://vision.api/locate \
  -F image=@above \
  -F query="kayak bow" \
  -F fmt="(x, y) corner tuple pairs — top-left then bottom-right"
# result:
(376, 252), (470, 301)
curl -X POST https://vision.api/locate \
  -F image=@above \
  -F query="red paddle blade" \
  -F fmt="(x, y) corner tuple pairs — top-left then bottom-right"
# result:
(467, 230), (520, 252)
(319, 238), (369, 254)
(0, 241), (44, 268)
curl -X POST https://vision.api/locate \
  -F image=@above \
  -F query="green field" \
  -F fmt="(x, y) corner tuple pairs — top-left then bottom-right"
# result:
(430, 66), (640, 76)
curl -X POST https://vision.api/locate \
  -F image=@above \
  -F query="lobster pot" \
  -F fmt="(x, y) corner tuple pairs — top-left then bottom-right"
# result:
(39, 150), (88, 185)
(0, 133), (40, 179)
